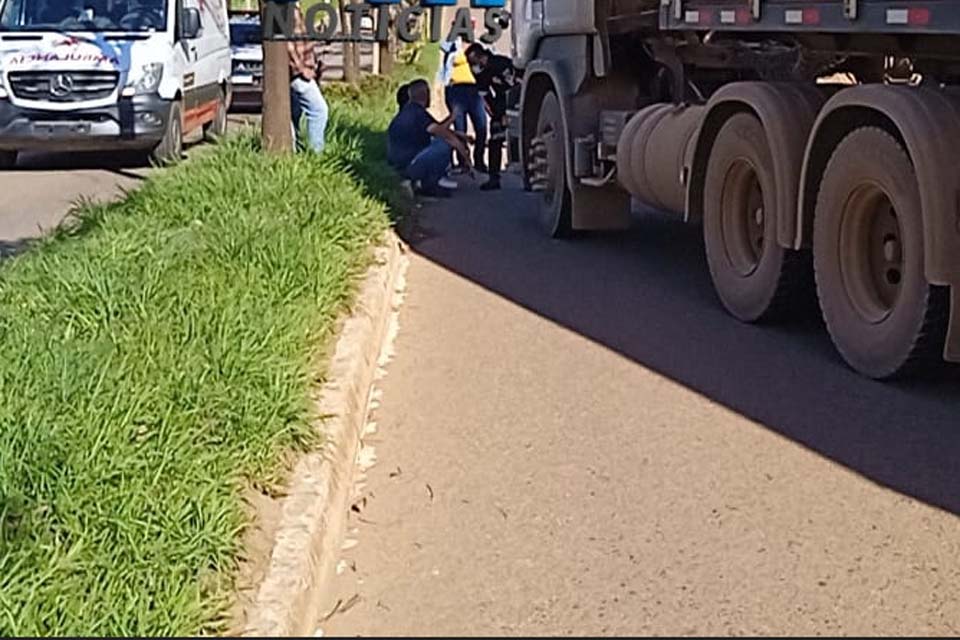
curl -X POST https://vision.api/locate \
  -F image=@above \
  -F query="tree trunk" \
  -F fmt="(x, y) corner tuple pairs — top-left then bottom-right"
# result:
(344, 42), (359, 83)
(260, 2), (292, 153)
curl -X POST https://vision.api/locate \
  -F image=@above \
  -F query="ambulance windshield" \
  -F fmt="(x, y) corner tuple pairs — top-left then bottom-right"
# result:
(0, 0), (168, 32)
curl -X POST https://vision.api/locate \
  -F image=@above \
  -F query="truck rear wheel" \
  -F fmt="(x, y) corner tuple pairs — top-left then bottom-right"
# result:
(150, 101), (183, 166)
(532, 91), (572, 238)
(703, 112), (804, 322)
(814, 126), (949, 379)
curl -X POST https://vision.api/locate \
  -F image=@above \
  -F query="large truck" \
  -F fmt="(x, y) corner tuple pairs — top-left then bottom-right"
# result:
(509, 0), (960, 379)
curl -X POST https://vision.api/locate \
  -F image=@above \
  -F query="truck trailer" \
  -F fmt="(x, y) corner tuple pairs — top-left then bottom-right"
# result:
(509, 0), (960, 379)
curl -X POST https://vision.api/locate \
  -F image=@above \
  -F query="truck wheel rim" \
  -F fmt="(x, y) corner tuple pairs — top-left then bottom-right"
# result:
(839, 184), (903, 324)
(720, 159), (765, 277)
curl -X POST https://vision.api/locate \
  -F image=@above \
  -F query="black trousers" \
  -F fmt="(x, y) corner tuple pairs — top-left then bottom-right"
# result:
(487, 100), (507, 179)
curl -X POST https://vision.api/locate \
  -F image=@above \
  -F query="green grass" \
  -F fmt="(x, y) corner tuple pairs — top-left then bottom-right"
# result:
(0, 60), (439, 635)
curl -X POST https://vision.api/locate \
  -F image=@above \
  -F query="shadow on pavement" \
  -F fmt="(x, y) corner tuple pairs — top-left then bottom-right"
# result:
(15, 149), (151, 172)
(14, 132), (220, 174)
(229, 104), (262, 116)
(401, 176), (960, 517)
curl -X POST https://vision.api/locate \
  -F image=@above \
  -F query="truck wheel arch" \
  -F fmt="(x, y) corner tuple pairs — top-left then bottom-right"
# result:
(519, 64), (578, 191)
(798, 86), (960, 286)
(520, 44), (632, 231)
(798, 85), (960, 363)
(686, 82), (823, 252)
(518, 35), (594, 189)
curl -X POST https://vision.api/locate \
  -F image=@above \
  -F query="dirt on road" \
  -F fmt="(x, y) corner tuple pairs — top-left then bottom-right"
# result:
(320, 174), (960, 636)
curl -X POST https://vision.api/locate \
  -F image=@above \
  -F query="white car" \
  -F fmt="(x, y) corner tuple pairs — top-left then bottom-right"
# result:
(229, 12), (262, 109)
(0, 0), (233, 167)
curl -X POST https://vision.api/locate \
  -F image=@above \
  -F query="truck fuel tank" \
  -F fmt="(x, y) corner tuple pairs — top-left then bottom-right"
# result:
(616, 103), (706, 215)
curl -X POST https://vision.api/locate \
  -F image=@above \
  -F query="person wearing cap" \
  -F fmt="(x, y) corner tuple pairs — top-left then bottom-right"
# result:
(466, 42), (516, 191)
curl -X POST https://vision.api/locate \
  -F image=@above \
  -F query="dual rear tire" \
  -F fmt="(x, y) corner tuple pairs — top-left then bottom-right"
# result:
(703, 112), (807, 323)
(534, 90), (949, 379)
(703, 115), (947, 379)
(812, 127), (949, 379)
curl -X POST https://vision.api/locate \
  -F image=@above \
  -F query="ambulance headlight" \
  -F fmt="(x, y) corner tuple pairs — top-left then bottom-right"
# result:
(128, 63), (163, 95)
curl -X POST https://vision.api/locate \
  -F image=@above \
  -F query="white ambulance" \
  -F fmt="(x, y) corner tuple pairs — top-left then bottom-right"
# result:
(0, 0), (232, 167)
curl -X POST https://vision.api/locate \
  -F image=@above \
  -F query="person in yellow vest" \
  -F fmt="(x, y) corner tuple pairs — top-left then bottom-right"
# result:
(440, 35), (489, 173)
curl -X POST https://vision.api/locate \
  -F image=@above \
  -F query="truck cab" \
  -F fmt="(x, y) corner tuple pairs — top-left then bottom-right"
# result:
(0, 0), (232, 166)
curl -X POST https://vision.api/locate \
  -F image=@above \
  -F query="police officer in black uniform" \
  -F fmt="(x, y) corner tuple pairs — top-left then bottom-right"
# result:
(466, 42), (516, 191)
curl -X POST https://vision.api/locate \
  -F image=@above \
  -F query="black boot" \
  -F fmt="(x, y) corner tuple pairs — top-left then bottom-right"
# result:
(480, 176), (501, 191)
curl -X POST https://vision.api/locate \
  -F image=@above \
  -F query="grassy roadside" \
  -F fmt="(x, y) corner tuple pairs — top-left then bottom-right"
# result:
(0, 52), (435, 636)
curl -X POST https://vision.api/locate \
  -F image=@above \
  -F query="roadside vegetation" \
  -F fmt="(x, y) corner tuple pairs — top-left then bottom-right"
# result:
(0, 49), (435, 636)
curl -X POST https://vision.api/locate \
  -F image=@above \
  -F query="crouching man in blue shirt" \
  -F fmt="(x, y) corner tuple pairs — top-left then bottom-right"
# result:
(388, 79), (472, 198)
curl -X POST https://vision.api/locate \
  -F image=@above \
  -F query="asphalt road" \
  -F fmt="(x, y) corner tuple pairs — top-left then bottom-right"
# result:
(0, 149), (151, 257)
(322, 174), (960, 636)
(0, 115), (256, 258)
(5, 90), (959, 636)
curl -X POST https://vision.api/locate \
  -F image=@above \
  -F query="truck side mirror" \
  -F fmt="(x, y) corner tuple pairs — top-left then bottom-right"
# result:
(181, 7), (202, 39)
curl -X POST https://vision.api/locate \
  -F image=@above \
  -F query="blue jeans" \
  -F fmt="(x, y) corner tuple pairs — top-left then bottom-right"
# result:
(406, 138), (452, 191)
(290, 77), (328, 153)
(445, 84), (487, 168)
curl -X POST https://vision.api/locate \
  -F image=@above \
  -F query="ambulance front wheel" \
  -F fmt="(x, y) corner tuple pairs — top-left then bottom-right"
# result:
(150, 101), (183, 166)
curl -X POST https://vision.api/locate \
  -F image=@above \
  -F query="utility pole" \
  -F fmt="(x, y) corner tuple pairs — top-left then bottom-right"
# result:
(261, 0), (293, 153)
(341, 0), (360, 84)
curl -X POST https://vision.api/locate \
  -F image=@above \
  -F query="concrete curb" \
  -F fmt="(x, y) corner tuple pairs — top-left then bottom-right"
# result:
(243, 231), (407, 637)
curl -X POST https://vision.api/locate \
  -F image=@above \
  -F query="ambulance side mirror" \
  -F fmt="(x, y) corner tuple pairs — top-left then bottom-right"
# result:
(181, 8), (202, 39)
